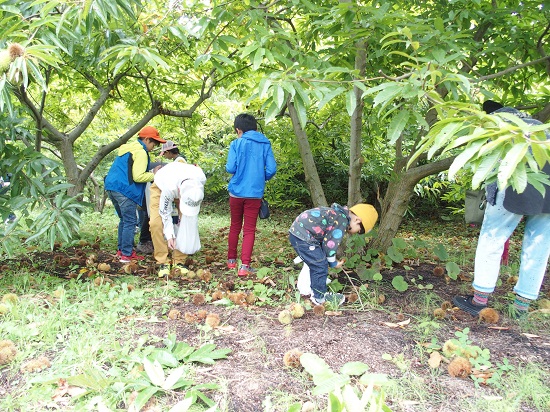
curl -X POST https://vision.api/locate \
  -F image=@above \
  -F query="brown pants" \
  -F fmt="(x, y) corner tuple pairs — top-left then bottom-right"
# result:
(149, 183), (186, 265)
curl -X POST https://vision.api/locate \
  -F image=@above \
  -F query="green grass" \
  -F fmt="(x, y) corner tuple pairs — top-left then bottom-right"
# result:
(0, 204), (549, 411)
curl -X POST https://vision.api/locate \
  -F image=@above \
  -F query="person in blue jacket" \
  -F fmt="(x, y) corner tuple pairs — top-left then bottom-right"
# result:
(225, 113), (277, 277)
(104, 126), (165, 263)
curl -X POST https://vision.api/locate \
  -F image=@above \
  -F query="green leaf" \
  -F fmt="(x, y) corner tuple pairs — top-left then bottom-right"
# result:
(345, 89), (357, 117)
(328, 392), (343, 411)
(391, 275), (408, 292)
(510, 161), (528, 194)
(143, 358), (165, 387)
(471, 148), (503, 189)
(317, 87), (345, 111)
(372, 84), (401, 109)
(386, 246), (403, 263)
(162, 366), (185, 390)
(530, 143), (550, 167)
(258, 78), (272, 99)
(433, 243), (448, 261)
(273, 85), (286, 111)
(168, 397), (193, 412)
(172, 342), (195, 361)
(446, 262), (460, 280)
(133, 386), (159, 412)
(149, 349), (179, 368)
(497, 142), (529, 190)
(340, 361), (369, 376)
(293, 94), (308, 129)
(387, 109), (409, 144)
(185, 344), (231, 364)
(253, 47), (265, 70)
(359, 373), (389, 386)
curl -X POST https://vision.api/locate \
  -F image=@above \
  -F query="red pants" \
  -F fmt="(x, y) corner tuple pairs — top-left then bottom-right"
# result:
(228, 197), (261, 266)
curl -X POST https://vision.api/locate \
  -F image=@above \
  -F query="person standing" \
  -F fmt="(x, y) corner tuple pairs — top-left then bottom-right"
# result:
(149, 161), (206, 277)
(226, 113), (277, 277)
(105, 126), (165, 263)
(453, 101), (550, 318)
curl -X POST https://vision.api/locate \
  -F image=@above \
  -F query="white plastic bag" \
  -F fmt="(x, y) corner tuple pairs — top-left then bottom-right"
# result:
(174, 215), (201, 254)
(294, 256), (331, 296)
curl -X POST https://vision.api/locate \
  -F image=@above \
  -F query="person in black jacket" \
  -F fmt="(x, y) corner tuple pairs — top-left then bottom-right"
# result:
(453, 101), (550, 318)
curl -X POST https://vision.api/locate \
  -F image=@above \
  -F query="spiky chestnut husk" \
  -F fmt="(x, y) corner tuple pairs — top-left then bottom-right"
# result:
(448, 356), (472, 378)
(20, 356), (51, 373)
(479, 308), (499, 324)
(289, 302), (305, 319)
(168, 309), (181, 320)
(0, 50), (11, 73)
(97, 263), (111, 272)
(245, 293), (257, 305)
(184, 312), (198, 323)
(313, 304), (325, 316)
(441, 301), (453, 310)
(2, 293), (18, 304)
(442, 340), (459, 358)
(282, 348), (303, 368)
(278, 309), (293, 324)
(229, 292), (247, 305)
(192, 293), (205, 305)
(433, 308), (446, 319)
(347, 292), (359, 303)
(433, 266), (445, 276)
(8, 43), (24, 60)
(52, 289), (65, 299)
(0, 340), (17, 365)
(205, 313), (220, 328)
(211, 290), (223, 300)
(199, 269), (212, 282)
(196, 309), (208, 320)
(0, 303), (9, 315)
(377, 294), (386, 304)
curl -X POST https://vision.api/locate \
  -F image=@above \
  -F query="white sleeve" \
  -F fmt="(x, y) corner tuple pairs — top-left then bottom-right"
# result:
(158, 190), (176, 240)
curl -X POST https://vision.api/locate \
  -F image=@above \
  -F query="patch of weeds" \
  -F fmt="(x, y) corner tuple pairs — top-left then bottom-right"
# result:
(408, 291), (441, 313)
(462, 362), (550, 412)
(299, 352), (391, 411)
(355, 284), (385, 310)
(382, 353), (411, 374)
(409, 318), (442, 343)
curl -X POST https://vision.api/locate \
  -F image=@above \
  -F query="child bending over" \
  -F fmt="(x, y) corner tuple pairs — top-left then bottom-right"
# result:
(289, 203), (378, 306)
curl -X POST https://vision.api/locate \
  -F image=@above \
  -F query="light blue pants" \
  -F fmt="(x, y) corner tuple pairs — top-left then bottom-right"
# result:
(473, 190), (550, 300)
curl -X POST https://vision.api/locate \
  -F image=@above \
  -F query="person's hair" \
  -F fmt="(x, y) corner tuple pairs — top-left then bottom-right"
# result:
(482, 100), (504, 114)
(234, 113), (257, 133)
(168, 148), (180, 155)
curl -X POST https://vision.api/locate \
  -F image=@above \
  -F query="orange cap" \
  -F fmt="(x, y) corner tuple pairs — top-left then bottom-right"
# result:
(138, 126), (166, 143)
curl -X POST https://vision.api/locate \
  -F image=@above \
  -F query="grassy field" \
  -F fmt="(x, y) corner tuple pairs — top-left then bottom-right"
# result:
(0, 202), (549, 411)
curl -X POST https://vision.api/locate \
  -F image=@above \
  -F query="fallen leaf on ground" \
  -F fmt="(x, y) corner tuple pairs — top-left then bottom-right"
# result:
(521, 333), (540, 339)
(487, 326), (509, 330)
(382, 318), (410, 328)
(325, 311), (342, 316)
(428, 351), (441, 368)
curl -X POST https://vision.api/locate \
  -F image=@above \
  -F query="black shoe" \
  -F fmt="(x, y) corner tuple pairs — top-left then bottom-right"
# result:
(452, 295), (486, 316)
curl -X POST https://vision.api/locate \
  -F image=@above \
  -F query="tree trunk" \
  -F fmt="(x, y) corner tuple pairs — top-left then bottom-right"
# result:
(348, 40), (367, 206)
(370, 156), (456, 251)
(288, 101), (327, 207)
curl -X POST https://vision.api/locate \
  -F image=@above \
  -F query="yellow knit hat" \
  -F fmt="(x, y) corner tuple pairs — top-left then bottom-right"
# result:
(349, 204), (378, 233)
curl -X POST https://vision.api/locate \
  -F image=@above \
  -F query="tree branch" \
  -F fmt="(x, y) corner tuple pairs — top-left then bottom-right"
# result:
(475, 56), (550, 82)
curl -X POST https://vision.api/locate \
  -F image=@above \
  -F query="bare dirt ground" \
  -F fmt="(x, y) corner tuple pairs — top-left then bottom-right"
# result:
(2, 243), (549, 412)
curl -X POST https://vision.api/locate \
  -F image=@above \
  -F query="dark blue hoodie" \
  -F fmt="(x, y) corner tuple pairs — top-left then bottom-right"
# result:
(226, 130), (277, 198)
